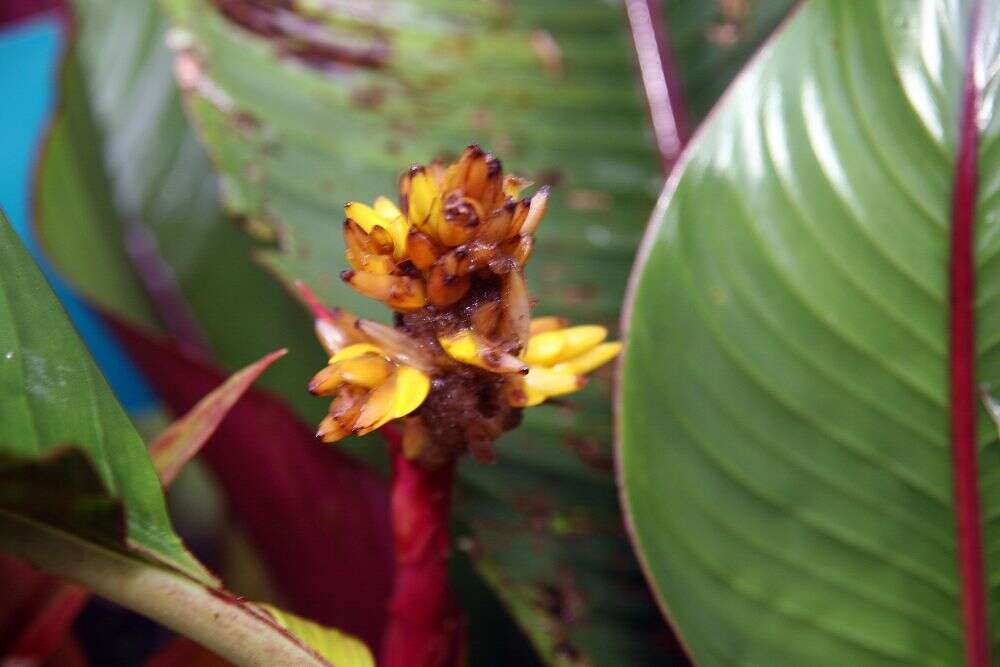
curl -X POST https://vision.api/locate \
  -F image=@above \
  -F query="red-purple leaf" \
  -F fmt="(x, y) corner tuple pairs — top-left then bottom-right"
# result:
(108, 317), (393, 650)
(0, 554), (87, 666)
(150, 349), (287, 487)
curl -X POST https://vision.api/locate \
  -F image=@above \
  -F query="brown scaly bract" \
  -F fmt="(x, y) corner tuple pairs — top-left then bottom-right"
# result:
(304, 145), (621, 466)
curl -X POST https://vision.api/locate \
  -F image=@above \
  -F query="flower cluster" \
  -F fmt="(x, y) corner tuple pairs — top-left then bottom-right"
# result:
(305, 146), (621, 464)
(340, 144), (546, 311)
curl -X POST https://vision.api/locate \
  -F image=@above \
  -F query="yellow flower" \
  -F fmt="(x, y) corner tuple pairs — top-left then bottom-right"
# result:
(299, 283), (435, 444)
(439, 316), (622, 408)
(309, 342), (431, 443)
(340, 144), (547, 310)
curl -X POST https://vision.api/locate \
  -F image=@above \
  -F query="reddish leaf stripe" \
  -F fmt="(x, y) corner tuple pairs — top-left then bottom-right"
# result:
(624, 0), (688, 173)
(950, 3), (988, 666)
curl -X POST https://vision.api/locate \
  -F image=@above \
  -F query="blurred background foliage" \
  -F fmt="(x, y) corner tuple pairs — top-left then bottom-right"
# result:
(23, 0), (793, 664)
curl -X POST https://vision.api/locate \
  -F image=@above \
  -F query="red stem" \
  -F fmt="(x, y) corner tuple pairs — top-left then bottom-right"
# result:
(623, 0), (688, 173)
(950, 3), (988, 666)
(381, 443), (461, 667)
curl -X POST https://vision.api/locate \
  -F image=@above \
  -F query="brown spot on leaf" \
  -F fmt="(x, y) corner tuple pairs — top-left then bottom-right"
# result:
(707, 0), (750, 45)
(211, 0), (390, 71)
(719, 0), (749, 21)
(564, 436), (613, 472)
(535, 168), (565, 187)
(350, 85), (386, 110)
(530, 29), (563, 77)
(566, 189), (611, 211)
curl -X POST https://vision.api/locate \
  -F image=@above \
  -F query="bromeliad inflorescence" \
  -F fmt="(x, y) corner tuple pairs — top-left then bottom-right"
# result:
(301, 145), (621, 465)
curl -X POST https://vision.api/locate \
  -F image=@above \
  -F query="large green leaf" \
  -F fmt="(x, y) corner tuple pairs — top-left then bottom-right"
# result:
(34, 52), (159, 330)
(620, 1), (1000, 664)
(0, 212), (208, 583)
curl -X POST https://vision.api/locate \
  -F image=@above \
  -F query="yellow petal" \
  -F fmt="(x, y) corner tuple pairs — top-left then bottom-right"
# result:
(330, 342), (385, 364)
(505, 376), (546, 408)
(552, 341), (623, 375)
(407, 169), (442, 234)
(353, 374), (398, 434)
(524, 365), (586, 402)
(344, 219), (383, 260)
(388, 366), (431, 422)
(332, 353), (393, 388)
(357, 366), (430, 434)
(350, 251), (395, 275)
(345, 202), (392, 234)
(522, 325), (607, 366)
(479, 156), (505, 210)
(341, 270), (427, 311)
(388, 216), (411, 259)
(437, 330), (479, 364)
(328, 386), (366, 426)
(310, 354), (391, 395)
(309, 365), (344, 396)
(373, 196), (403, 220)
(439, 330), (528, 374)
(317, 415), (351, 443)
(426, 161), (448, 188)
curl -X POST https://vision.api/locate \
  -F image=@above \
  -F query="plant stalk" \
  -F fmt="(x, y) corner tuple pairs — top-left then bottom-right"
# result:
(0, 511), (329, 667)
(380, 443), (461, 667)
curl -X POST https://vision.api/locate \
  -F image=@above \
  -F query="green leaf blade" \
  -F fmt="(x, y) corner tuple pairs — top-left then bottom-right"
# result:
(0, 214), (211, 584)
(260, 605), (375, 667)
(619, 1), (999, 664)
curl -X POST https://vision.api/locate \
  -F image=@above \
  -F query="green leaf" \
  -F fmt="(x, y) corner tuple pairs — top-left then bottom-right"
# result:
(260, 605), (375, 667)
(34, 51), (160, 330)
(620, 1), (1000, 664)
(0, 212), (210, 583)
